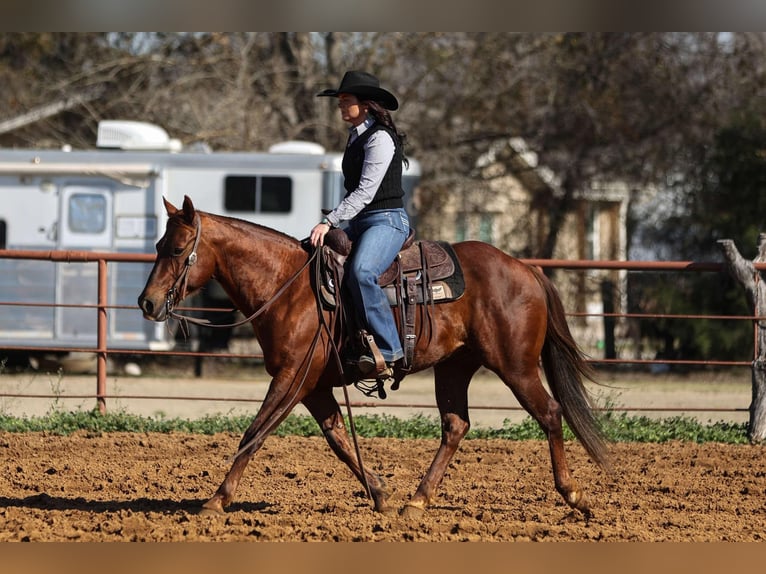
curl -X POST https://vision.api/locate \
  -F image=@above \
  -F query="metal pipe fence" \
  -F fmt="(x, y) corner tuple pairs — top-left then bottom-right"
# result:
(0, 249), (759, 419)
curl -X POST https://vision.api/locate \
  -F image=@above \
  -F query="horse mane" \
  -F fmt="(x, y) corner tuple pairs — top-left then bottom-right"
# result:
(199, 211), (304, 250)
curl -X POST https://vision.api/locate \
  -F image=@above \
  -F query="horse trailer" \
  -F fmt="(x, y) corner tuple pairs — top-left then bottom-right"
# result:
(0, 120), (421, 355)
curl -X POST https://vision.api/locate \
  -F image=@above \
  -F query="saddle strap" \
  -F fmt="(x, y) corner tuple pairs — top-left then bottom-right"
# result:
(362, 331), (386, 374)
(403, 275), (418, 368)
(420, 241), (434, 347)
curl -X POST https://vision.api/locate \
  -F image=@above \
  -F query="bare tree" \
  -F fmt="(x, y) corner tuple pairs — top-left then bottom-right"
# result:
(2, 32), (766, 262)
(718, 237), (766, 442)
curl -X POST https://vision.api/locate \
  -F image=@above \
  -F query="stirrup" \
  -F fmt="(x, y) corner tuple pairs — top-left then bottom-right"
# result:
(357, 354), (378, 376)
(357, 331), (386, 374)
(353, 365), (394, 399)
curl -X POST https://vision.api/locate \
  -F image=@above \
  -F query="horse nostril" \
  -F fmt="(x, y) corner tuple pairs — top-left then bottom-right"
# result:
(139, 297), (154, 316)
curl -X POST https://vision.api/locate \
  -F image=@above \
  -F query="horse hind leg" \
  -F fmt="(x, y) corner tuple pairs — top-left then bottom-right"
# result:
(502, 367), (592, 517)
(401, 353), (479, 519)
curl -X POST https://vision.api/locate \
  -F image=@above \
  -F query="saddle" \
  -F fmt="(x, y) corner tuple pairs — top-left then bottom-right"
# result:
(315, 228), (465, 383)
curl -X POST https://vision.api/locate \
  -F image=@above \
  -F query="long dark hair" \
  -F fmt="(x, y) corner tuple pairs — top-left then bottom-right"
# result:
(364, 100), (409, 168)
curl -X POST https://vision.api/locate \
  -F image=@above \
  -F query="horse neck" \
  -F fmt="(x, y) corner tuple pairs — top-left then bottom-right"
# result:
(203, 213), (308, 311)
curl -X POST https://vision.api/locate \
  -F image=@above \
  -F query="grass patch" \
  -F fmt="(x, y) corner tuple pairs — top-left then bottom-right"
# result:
(0, 409), (751, 444)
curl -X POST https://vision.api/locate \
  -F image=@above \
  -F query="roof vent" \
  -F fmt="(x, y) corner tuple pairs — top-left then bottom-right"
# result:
(268, 140), (326, 155)
(97, 120), (182, 151)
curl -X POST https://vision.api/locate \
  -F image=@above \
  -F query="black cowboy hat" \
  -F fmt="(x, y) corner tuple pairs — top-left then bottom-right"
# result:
(316, 70), (399, 111)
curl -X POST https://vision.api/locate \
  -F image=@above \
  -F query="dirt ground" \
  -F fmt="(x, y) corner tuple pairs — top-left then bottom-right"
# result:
(1, 431), (765, 542)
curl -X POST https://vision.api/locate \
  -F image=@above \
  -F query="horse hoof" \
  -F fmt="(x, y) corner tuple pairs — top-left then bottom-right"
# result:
(375, 504), (397, 517)
(399, 503), (425, 520)
(566, 490), (591, 518)
(199, 499), (226, 516)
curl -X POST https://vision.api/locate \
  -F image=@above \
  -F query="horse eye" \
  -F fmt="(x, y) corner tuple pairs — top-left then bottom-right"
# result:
(172, 247), (185, 257)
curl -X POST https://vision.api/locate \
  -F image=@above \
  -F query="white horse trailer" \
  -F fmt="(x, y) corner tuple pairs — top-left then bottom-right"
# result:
(0, 121), (421, 354)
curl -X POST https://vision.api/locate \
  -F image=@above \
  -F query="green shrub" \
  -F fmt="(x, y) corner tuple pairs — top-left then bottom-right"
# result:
(0, 409), (750, 444)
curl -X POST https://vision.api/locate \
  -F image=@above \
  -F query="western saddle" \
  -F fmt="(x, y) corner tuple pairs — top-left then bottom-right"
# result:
(314, 228), (464, 395)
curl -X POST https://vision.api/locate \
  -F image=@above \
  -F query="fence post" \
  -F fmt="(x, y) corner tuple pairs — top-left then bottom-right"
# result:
(718, 237), (766, 442)
(601, 279), (616, 359)
(96, 258), (108, 414)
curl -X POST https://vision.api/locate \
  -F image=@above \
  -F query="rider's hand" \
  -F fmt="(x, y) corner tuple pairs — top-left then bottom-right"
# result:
(310, 222), (331, 247)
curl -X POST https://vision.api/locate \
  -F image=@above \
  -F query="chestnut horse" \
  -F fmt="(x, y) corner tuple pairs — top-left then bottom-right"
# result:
(138, 196), (610, 518)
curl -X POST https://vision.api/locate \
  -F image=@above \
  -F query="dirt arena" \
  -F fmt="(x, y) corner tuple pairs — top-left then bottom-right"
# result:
(1, 431), (764, 542)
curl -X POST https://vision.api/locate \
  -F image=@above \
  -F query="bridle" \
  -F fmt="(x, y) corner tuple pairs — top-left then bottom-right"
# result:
(164, 214), (203, 318)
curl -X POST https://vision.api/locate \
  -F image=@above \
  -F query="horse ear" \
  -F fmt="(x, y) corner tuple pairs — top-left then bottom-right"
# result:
(181, 195), (196, 224)
(162, 196), (179, 215)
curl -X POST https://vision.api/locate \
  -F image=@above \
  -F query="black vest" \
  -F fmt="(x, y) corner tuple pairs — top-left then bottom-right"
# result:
(342, 123), (404, 213)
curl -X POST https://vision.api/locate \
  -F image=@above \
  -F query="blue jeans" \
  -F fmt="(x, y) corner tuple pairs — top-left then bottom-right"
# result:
(345, 208), (410, 363)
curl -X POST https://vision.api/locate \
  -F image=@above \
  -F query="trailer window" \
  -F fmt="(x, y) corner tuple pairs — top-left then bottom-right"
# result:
(225, 176), (256, 211)
(260, 177), (292, 212)
(0, 219), (5, 249)
(68, 193), (107, 233)
(224, 176), (292, 213)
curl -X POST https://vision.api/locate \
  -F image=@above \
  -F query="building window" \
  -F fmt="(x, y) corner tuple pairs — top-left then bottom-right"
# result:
(455, 215), (467, 242)
(585, 204), (599, 260)
(454, 213), (495, 243)
(479, 213), (494, 243)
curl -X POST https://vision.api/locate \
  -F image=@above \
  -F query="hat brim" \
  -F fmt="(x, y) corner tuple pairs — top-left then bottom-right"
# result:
(316, 87), (398, 111)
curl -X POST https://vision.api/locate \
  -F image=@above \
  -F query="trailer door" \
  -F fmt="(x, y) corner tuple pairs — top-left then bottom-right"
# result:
(59, 187), (113, 249)
(56, 186), (113, 342)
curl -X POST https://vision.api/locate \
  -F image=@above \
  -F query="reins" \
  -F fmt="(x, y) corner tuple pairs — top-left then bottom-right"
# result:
(162, 213), (373, 500)
(310, 247), (373, 499)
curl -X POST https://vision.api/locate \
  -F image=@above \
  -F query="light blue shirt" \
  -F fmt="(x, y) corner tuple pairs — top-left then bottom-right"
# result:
(326, 116), (395, 227)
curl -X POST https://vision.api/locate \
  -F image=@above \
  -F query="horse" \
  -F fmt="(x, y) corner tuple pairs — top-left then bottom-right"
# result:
(138, 195), (611, 518)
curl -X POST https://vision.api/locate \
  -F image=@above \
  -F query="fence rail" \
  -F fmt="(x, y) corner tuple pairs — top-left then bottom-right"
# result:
(0, 248), (759, 421)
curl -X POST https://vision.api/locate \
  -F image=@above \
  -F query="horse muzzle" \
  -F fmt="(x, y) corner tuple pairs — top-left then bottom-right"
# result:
(137, 293), (168, 322)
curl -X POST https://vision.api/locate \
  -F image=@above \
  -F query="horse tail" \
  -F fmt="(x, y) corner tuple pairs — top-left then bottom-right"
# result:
(531, 266), (612, 471)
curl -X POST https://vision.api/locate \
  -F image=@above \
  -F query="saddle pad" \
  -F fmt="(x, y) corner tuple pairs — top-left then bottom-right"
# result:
(379, 240), (455, 287)
(384, 241), (465, 305)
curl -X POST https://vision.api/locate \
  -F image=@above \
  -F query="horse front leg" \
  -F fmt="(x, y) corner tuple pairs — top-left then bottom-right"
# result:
(200, 450), (255, 515)
(302, 387), (393, 514)
(200, 376), (305, 516)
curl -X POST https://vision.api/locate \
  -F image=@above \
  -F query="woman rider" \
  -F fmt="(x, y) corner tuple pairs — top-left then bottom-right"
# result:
(310, 70), (410, 378)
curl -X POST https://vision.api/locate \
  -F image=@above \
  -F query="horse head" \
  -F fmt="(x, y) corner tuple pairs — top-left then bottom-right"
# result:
(138, 195), (215, 321)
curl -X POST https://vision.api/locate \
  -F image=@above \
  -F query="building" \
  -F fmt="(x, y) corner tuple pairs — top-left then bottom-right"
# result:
(415, 137), (630, 358)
